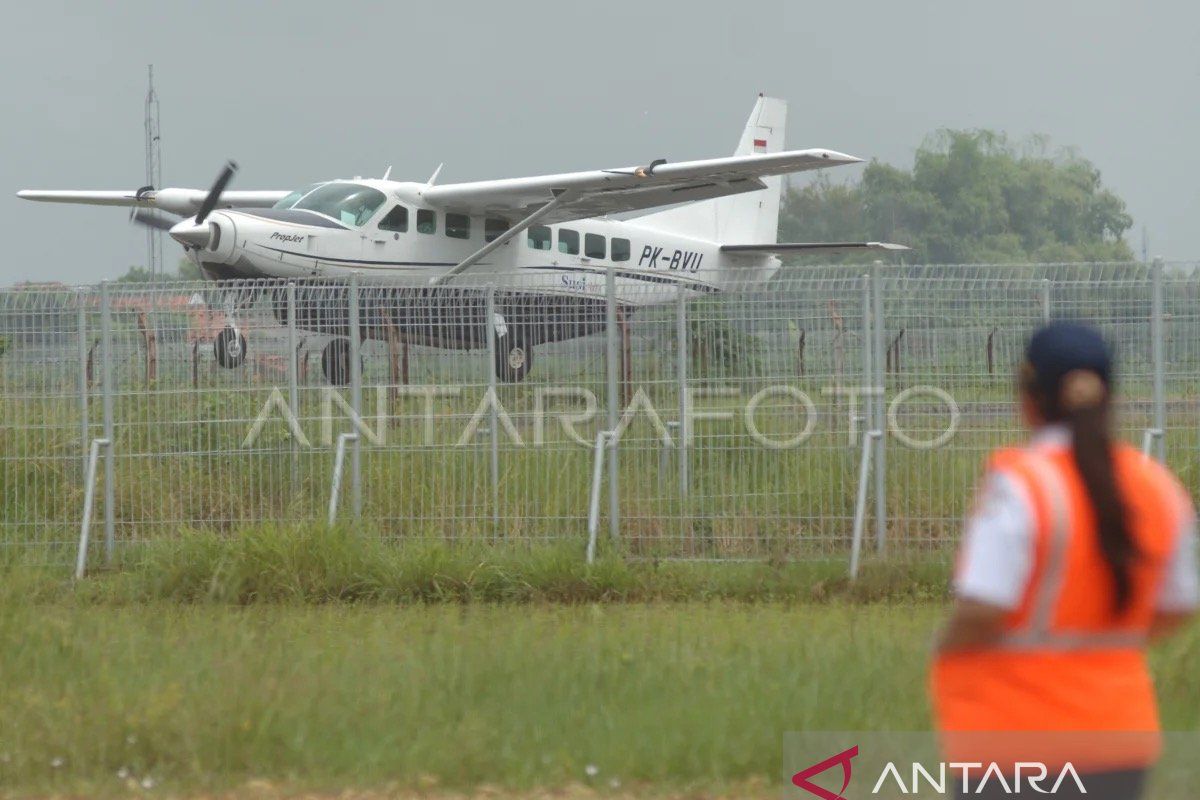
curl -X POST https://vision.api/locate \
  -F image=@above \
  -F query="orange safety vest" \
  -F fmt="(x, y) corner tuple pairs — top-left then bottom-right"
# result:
(931, 441), (1190, 771)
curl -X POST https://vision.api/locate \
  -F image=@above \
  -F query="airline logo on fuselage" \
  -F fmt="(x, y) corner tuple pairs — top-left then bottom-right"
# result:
(638, 245), (704, 273)
(561, 274), (587, 292)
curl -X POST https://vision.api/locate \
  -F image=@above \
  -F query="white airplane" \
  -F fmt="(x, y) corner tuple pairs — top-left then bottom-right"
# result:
(19, 95), (903, 383)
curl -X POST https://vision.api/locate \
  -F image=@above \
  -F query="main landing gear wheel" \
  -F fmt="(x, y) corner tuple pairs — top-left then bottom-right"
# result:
(214, 326), (247, 368)
(494, 332), (533, 383)
(322, 338), (360, 387)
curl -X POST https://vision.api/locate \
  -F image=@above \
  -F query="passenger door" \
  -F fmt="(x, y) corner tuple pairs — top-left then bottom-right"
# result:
(367, 204), (410, 263)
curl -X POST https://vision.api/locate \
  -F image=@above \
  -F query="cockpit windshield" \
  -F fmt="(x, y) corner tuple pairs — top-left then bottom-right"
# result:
(272, 183), (322, 210)
(293, 183), (387, 227)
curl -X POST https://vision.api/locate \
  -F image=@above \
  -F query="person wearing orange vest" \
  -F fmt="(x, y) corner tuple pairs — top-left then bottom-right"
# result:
(930, 322), (1197, 799)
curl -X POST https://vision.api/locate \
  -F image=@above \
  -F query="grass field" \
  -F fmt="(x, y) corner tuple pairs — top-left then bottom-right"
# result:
(1, 532), (1198, 798)
(0, 601), (932, 798)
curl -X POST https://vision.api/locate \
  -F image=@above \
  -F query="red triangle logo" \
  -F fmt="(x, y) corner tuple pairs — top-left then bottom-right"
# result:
(791, 745), (859, 800)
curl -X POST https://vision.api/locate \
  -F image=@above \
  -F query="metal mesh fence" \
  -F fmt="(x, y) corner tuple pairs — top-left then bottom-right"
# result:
(1, 262), (1195, 564)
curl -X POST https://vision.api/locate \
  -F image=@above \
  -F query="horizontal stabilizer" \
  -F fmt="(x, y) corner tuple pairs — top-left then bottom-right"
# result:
(721, 241), (909, 255)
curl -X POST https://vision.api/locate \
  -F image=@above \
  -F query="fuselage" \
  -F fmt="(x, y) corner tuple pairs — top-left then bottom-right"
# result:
(190, 179), (779, 305)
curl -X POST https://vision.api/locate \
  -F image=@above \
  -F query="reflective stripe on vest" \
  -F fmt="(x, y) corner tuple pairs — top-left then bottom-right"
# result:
(992, 450), (1147, 653)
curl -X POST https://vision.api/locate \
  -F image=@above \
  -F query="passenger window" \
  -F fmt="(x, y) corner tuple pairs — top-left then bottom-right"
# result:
(485, 218), (510, 243)
(584, 233), (606, 259)
(528, 225), (552, 250)
(379, 205), (408, 233)
(558, 228), (579, 255)
(612, 238), (631, 262)
(446, 213), (470, 240)
(416, 209), (437, 234)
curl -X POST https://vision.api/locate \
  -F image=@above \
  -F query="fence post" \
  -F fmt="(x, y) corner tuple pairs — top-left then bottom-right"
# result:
(327, 432), (359, 526)
(348, 272), (362, 518)
(586, 431), (612, 564)
(849, 430), (881, 580)
(870, 261), (886, 553)
(675, 286), (688, 498)
(1041, 278), (1051, 323)
(605, 265), (620, 543)
(99, 281), (115, 563)
(286, 281), (299, 486)
(853, 273), (874, 570)
(486, 285), (501, 532)
(861, 273), (872, 445)
(77, 288), (89, 482)
(75, 437), (112, 580)
(1141, 427), (1164, 460)
(1151, 256), (1165, 461)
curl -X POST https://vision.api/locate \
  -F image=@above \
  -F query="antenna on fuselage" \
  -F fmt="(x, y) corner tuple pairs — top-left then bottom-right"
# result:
(382, 165), (392, 180)
(426, 163), (444, 186)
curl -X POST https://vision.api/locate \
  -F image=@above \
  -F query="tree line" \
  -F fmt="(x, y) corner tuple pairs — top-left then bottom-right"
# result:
(780, 129), (1135, 264)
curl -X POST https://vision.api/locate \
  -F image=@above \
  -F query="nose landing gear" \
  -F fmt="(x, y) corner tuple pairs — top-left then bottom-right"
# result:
(212, 289), (255, 369)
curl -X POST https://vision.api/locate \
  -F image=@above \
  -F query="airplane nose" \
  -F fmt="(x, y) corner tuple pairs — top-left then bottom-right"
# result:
(169, 219), (213, 249)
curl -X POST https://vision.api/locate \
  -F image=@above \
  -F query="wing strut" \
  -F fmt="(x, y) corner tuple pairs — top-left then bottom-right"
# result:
(429, 191), (571, 286)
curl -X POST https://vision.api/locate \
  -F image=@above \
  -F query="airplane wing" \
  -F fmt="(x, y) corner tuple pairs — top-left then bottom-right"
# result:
(16, 188), (290, 217)
(421, 149), (861, 224)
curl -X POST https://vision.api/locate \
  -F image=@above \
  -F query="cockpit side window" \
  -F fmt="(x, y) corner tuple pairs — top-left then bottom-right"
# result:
(293, 183), (387, 227)
(379, 205), (408, 233)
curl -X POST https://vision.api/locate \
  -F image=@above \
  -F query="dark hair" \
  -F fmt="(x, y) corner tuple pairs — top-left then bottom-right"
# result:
(1022, 365), (1137, 613)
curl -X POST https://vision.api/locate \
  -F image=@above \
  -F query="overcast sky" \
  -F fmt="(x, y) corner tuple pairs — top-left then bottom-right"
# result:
(1, 0), (1196, 285)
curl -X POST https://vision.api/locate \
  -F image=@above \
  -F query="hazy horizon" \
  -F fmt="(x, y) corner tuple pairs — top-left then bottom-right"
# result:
(2, 0), (1196, 285)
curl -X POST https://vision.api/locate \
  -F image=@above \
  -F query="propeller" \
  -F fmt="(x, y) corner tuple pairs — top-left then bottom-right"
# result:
(130, 207), (184, 232)
(195, 160), (238, 224)
(129, 161), (238, 249)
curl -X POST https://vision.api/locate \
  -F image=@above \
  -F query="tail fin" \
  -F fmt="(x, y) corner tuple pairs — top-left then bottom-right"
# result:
(636, 95), (786, 244)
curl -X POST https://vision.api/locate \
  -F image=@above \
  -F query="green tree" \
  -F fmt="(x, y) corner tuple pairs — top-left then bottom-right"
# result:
(115, 258), (204, 283)
(176, 258), (203, 281)
(780, 130), (1134, 264)
(115, 265), (154, 283)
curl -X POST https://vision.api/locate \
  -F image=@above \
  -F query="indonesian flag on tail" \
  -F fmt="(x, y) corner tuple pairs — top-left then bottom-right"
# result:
(753, 138), (768, 153)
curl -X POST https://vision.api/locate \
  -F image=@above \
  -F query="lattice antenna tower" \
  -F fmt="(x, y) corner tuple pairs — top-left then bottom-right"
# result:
(144, 65), (163, 281)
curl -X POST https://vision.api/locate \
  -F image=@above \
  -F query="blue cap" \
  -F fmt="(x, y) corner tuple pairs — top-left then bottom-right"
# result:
(1024, 322), (1114, 394)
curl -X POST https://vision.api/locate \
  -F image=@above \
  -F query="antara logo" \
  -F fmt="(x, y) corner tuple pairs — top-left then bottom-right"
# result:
(792, 746), (858, 800)
(791, 747), (1090, 797)
(270, 232), (306, 243)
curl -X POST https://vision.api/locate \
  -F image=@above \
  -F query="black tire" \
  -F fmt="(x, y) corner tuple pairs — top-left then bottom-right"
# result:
(322, 338), (355, 386)
(213, 326), (247, 368)
(494, 331), (533, 383)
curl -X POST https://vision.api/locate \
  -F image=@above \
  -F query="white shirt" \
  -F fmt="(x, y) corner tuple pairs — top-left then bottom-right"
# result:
(955, 425), (1200, 612)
